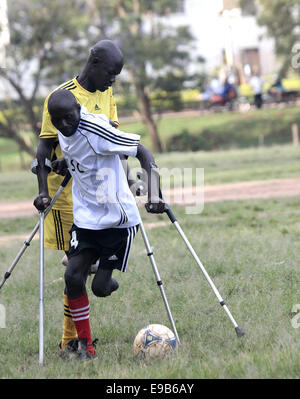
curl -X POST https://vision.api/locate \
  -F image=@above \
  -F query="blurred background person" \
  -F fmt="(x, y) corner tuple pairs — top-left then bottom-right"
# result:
(250, 69), (263, 109)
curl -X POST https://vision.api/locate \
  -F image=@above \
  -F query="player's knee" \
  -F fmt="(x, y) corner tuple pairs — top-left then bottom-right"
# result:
(64, 269), (84, 294)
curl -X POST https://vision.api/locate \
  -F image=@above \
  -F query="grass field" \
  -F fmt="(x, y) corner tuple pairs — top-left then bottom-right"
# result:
(121, 105), (300, 151)
(1, 144), (300, 379)
(1, 105), (300, 173)
(0, 137), (33, 173)
(1, 144), (300, 202)
(1, 198), (300, 378)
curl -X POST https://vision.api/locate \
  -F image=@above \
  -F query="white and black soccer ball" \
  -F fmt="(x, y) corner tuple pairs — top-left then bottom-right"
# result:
(133, 324), (177, 360)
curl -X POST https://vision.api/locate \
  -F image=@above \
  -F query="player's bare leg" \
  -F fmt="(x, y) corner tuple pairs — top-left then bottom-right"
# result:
(65, 248), (97, 359)
(60, 252), (78, 352)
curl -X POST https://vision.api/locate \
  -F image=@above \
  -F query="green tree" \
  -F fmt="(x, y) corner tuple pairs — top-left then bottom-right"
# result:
(92, 0), (195, 153)
(1, 0), (197, 156)
(0, 0), (90, 157)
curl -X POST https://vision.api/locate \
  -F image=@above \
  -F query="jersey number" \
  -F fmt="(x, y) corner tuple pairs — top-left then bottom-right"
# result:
(70, 231), (79, 249)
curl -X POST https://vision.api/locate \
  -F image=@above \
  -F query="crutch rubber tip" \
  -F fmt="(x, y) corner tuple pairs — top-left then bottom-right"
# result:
(235, 326), (245, 338)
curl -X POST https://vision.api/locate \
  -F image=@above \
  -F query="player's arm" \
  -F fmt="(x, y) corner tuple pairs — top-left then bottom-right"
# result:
(119, 154), (147, 197)
(33, 137), (56, 211)
(33, 94), (61, 211)
(119, 154), (135, 186)
(135, 143), (165, 213)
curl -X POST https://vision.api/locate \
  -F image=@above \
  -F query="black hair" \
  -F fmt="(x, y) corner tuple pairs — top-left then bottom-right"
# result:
(48, 89), (78, 115)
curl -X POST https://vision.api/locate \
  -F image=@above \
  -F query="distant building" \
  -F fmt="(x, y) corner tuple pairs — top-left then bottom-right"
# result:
(218, 0), (278, 81)
(0, 0), (279, 100)
(165, 0), (278, 82)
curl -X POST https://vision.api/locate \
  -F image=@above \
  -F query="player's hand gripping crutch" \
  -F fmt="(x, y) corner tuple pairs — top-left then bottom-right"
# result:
(162, 197), (245, 338)
(0, 171), (72, 291)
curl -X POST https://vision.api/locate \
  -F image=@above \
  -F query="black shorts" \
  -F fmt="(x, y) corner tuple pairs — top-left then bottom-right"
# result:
(68, 224), (139, 272)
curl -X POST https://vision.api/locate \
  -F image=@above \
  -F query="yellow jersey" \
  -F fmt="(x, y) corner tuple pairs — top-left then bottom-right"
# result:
(40, 77), (119, 211)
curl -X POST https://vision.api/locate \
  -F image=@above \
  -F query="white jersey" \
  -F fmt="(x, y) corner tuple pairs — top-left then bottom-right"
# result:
(58, 106), (141, 230)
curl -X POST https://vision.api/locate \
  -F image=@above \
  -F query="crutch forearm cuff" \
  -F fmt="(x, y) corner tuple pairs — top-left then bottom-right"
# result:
(31, 158), (52, 174)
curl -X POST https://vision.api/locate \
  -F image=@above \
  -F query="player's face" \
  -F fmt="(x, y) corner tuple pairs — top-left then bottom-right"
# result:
(89, 56), (123, 92)
(50, 104), (81, 137)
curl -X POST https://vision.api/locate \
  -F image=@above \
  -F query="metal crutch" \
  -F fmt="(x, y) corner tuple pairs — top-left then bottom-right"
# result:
(39, 210), (45, 364)
(0, 172), (72, 291)
(164, 204), (245, 338)
(139, 218), (181, 344)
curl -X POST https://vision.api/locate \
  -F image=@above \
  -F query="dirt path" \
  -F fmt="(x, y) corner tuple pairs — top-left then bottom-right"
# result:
(1, 177), (300, 245)
(163, 178), (300, 205)
(1, 178), (300, 219)
(0, 200), (34, 219)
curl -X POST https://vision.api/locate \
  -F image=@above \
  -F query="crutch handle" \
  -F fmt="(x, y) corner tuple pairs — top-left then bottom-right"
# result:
(61, 170), (72, 187)
(42, 171), (72, 217)
(158, 188), (177, 223)
(164, 205), (177, 223)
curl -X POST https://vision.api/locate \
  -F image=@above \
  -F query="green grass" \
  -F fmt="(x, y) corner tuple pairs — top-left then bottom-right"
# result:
(129, 144), (300, 188)
(1, 197), (300, 378)
(0, 169), (37, 202)
(1, 100), (300, 380)
(121, 106), (300, 151)
(1, 105), (300, 172)
(0, 216), (39, 236)
(1, 144), (300, 202)
(1, 145), (300, 378)
(0, 138), (32, 172)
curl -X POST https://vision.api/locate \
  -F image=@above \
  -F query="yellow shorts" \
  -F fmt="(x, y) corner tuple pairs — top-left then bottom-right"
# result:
(44, 208), (73, 252)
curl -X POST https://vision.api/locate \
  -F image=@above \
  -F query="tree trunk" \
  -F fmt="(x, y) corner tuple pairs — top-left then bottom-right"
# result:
(0, 123), (36, 158)
(14, 134), (36, 158)
(135, 82), (163, 153)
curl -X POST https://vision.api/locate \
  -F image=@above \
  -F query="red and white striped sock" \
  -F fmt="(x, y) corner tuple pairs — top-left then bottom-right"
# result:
(68, 293), (94, 356)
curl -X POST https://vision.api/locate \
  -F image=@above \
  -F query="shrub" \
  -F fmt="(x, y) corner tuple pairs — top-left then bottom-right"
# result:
(166, 129), (229, 151)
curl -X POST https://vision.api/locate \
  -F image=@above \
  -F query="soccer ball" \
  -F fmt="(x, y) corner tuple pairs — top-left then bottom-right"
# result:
(133, 324), (177, 360)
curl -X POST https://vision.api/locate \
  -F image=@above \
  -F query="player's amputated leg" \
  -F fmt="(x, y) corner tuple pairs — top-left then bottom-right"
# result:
(91, 268), (119, 298)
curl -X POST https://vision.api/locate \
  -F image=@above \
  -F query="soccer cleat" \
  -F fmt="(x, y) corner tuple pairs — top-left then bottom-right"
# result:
(76, 338), (98, 361)
(58, 338), (79, 359)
